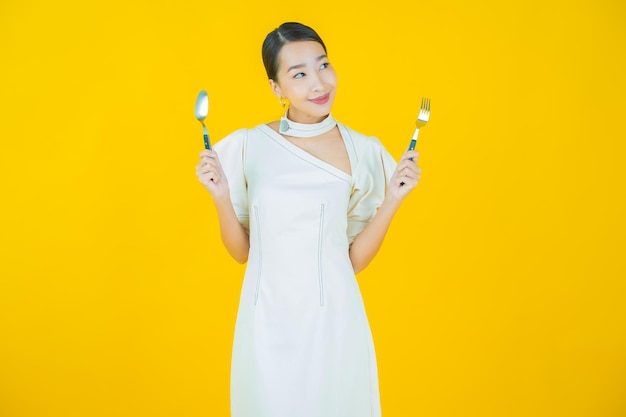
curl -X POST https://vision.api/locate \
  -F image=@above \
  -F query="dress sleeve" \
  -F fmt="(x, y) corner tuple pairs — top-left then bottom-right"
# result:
(212, 128), (249, 233)
(346, 139), (397, 245)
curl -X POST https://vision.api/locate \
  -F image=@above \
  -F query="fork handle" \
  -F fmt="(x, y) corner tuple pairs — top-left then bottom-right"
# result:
(407, 139), (417, 162)
(408, 127), (420, 160)
(400, 139), (416, 185)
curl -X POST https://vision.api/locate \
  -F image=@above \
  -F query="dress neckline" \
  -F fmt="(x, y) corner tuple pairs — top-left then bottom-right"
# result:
(278, 111), (338, 137)
(257, 123), (355, 183)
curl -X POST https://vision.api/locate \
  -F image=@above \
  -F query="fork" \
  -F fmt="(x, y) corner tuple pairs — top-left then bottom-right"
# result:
(408, 97), (430, 155)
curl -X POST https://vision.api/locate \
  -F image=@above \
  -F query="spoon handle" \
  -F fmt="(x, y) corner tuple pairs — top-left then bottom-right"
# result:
(202, 124), (211, 150)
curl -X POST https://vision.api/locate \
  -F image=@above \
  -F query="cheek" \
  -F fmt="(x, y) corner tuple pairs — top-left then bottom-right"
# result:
(289, 82), (309, 98)
(324, 69), (338, 87)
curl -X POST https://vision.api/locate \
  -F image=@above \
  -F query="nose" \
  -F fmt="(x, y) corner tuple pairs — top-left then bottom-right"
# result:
(309, 71), (323, 92)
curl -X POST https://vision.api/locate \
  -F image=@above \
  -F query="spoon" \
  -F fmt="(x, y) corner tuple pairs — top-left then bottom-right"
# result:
(194, 90), (211, 149)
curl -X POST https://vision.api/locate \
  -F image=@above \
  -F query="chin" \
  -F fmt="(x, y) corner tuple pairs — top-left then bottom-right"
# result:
(291, 101), (334, 121)
(309, 109), (332, 122)
(310, 102), (334, 117)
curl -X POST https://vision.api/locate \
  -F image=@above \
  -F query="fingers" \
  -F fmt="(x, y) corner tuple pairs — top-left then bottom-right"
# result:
(396, 151), (420, 173)
(403, 150), (419, 162)
(196, 151), (222, 185)
(396, 151), (421, 179)
(397, 163), (421, 178)
(406, 150), (419, 160)
(197, 160), (218, 173)
(395, 150), (422, 191)
(196, 161), (218, 177)
(396, 174), (419, 189)
(197, 150), (220, 171)
(396, 168), (420, 185)
(199, 149), (219, 164)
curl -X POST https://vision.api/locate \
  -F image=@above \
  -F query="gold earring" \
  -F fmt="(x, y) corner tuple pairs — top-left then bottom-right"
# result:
(279, 98), (287, 108)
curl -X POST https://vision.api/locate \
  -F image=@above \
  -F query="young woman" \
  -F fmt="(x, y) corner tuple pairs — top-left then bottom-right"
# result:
(196, 22), (420, 417)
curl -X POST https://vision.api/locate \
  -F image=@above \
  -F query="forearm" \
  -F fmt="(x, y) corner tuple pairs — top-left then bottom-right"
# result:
(214, 196), (250, 264)
(349, 198), (401, 274)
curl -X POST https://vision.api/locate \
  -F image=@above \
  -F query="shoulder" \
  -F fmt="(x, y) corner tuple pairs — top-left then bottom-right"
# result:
(213, 128), (253, 157)
(339, 123), (378, 143)
(338, 122), (389, 159)
(213, 128), (247, 148)
(339, 122), (397, 181)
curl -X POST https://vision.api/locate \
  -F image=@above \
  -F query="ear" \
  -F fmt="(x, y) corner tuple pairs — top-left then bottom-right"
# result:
(269, 79), (283, 99)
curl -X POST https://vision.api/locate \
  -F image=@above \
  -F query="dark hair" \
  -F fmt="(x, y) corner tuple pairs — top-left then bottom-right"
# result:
(262, 22), (327, 81)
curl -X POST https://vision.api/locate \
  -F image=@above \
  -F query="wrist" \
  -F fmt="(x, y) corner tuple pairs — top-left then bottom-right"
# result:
(380, 194), (402, 213)
(211, 192), (232, 209)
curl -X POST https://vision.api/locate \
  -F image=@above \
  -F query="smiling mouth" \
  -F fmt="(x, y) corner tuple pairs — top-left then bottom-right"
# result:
(310, 93), (330, 104)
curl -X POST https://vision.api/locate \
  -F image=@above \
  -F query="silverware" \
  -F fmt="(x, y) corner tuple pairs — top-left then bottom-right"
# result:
(400, 97), (430, 186)
(194, 90), (211, 149)
(408, 97), (430, 153)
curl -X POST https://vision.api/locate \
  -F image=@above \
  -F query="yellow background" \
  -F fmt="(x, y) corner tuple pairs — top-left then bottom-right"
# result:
(1, 0), (625, 416)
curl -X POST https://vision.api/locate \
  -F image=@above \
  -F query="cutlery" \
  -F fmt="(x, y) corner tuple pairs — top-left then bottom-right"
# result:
(194, 90), (211, 150)
(400, 97), (430, 186)
(408, 97), (430, 155)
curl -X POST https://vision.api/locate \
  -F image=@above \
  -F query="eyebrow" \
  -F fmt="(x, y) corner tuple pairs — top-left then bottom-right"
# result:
(287, 54), (328, 72)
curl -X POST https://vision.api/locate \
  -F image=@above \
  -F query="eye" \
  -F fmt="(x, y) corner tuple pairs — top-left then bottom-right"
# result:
(320, 62), (330, 70)
(294, 72), (305, 79)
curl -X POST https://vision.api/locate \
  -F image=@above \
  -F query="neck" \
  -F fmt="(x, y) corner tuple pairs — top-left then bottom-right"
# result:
(279, 109), (337, 138)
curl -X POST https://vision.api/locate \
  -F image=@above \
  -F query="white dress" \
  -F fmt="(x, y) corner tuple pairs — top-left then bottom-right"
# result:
(213, 122), (397, 417)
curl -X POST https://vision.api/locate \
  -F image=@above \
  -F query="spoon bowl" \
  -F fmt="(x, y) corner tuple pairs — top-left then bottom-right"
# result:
(195, 90), (211, 149)
(195, 90), (209, 121)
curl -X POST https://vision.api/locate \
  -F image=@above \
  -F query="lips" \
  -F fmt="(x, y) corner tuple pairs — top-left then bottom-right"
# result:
(310, 93), (330, 105)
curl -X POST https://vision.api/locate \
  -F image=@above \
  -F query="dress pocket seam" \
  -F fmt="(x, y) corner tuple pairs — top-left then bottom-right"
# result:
(318, 203), (325, 306)
(253, 205), (262, 306)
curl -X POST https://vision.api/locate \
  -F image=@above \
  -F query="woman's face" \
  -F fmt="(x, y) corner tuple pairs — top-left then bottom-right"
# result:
(270, 40), (337, 124)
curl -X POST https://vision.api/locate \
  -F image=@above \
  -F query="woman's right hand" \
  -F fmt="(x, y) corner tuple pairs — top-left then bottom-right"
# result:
(196, 149), (230, 201)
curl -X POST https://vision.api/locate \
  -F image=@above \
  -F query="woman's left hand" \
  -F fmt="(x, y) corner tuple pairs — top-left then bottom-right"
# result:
(386, 150), (421, 204)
